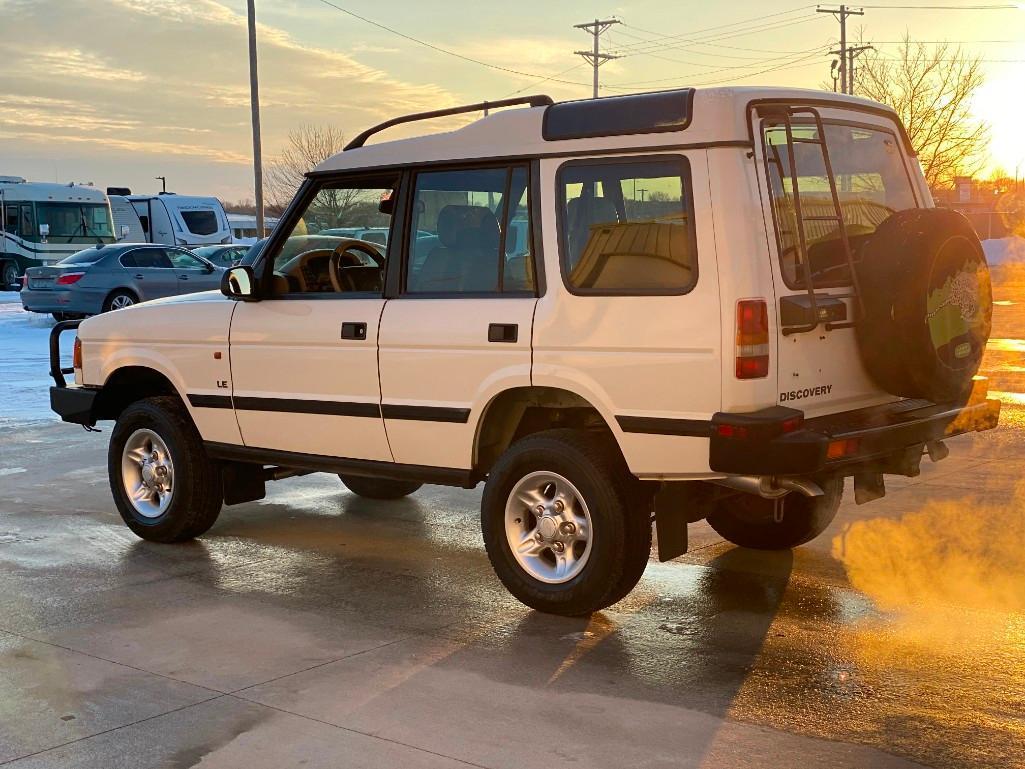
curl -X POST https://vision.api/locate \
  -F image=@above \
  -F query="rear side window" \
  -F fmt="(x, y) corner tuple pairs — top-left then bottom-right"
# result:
(180, 210), (219, 236)
(763, 121), (918, 288)
(557, 157), (697, 295)
(124, 248), (173, 269)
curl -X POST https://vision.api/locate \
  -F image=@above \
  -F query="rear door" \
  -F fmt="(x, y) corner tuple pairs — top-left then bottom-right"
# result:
(120, 247), (179, 300)
(377, 163), (537, 470)
(752, 106), (922, 416)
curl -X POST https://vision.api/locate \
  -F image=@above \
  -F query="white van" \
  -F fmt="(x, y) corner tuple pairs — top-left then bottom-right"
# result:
(126, 193), (230, 247)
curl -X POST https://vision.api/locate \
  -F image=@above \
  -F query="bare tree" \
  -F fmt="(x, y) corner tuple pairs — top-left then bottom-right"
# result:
(266, 124), (365, 222)
(855, 35), (988, 189)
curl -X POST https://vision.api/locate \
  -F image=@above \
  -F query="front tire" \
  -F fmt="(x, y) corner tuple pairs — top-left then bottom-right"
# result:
(109, 396), (223, 543)
(2, 261), (18, 290)
(338, 475), (422, 500)
(481, 429), (650, 616)
(706, 476), (842, 550)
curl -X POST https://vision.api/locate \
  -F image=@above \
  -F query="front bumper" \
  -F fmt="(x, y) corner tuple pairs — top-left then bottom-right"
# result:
(50, 385), (100, 425)
(709, 396), (1001, 476)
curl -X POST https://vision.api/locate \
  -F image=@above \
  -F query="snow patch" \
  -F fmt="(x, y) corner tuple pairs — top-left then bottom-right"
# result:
(983, 237), (1025, 265)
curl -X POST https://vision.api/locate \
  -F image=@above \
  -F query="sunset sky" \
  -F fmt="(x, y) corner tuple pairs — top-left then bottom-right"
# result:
(1, 0), (1022, 200)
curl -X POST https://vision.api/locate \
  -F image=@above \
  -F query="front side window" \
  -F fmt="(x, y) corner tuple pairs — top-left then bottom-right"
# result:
(168, 249), (206, 269)
(267, 177), (397, 295)
(764, 121), (918, 288)
(180, 209), (219, 236)
(405, 165), (534, 295)
(558, 157), (697, 294)
(35, 202), (114, 244)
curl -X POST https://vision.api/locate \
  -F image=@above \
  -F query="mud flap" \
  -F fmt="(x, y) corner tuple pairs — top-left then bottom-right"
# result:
(654, 483), (715, 562)
(222, 462), (266, 506)
(853, 472), (885, 505)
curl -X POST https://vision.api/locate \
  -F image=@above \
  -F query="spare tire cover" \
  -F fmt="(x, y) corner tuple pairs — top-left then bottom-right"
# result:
(855, 208), (991, 404)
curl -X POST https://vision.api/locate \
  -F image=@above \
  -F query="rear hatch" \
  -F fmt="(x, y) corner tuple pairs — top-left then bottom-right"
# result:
(750, 102), (926, 417)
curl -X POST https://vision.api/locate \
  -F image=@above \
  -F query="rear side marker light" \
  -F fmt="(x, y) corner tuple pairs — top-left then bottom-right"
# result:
(827, 438), (860, 460)
(736, 299), (769, 379)
(56, 272), (85, 285)
(73, 337), (82, 370)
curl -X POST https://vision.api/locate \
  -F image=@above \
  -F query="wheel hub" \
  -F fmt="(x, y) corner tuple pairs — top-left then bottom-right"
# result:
(504, 471), (593, 584)
(121, 429), (174, 519)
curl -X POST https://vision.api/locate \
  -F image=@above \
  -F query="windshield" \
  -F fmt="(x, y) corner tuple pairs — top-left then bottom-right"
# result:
(58, 247), (107, 265)
(35, 202), (115, 244)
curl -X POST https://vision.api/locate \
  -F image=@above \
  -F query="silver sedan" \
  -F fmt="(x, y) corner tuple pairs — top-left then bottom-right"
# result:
(20, 243), (224, 320)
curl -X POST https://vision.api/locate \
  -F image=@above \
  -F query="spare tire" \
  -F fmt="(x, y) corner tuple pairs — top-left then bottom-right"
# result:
(855, 208), (992, 404)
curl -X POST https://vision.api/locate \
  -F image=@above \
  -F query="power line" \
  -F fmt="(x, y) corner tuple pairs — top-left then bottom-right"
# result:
(574, 18), (620, 98)
(311, 0), (591, 88)
(613, 14), (826, 57)
(612, 6), (817, 52)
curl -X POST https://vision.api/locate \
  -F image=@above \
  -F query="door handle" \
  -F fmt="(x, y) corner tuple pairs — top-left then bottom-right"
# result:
(488, 323), (518, 343)
(179, 274), (188, 280)
(341, 322), (368, 340)
(134, 274), (144, 279)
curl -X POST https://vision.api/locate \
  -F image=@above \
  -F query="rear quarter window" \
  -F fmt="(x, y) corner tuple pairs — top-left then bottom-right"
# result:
(556, 156), (698, 295)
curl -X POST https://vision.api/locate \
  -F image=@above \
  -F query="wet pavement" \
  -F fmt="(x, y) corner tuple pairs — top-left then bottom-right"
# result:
(1, 270), (1023, 768)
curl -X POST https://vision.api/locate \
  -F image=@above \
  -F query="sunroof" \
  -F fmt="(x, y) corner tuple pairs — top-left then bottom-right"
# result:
(542, 89), (694, 142)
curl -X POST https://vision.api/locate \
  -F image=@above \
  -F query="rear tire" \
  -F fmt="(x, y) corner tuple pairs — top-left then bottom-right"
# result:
(103, 290), (137, 312)
(109, 396), (223, 543)
(2, 261), (18, 290)
(481, 429), (650, 616)
(338, 475), (422, 500)
(706, 476), (842, 550)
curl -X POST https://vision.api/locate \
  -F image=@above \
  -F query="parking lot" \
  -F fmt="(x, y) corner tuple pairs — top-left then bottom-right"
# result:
(2, 278), (1024, 769)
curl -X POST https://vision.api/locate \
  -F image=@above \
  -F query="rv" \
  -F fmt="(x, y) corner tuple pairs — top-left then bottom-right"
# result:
(125, 193), (230, 247)
(0, 177), (116, 287)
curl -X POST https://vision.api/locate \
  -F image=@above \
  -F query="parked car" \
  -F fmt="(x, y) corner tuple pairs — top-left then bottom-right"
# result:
(21, 243), (222, 319)
(48, 88), (1000, 616)
(191, 244), (249, 267)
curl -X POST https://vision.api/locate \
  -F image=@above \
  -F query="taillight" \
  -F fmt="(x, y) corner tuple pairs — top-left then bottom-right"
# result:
(73, 337), (82, 370)
(56, 272), (85, 285)
(736, 299), (769, 379)
(826, 438), (860, 460)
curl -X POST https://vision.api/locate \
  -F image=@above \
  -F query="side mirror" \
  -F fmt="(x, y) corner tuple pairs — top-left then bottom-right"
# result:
(203, 261), (215, 274)
(221, 265), (257, 301)
(119, 224), (130, 241)
(39, 223), (50, 241)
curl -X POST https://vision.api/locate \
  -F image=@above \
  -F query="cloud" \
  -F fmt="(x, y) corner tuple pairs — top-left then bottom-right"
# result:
(0, 0), (458, 193)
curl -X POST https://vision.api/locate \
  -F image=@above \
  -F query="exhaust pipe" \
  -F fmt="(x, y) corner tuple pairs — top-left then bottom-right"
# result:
(713, 475), (823, 499)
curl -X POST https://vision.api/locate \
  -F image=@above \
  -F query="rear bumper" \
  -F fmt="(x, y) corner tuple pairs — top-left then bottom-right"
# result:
(709, 396), (1001, 476)
(21, 286), (103, 314)
(50, 385), (100, 425)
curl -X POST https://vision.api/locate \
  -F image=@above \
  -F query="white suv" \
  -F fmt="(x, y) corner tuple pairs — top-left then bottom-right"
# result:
(49, 87), (999, 616)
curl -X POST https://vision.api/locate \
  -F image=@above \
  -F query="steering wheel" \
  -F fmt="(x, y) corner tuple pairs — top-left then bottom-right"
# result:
(328, 239), (383, 293)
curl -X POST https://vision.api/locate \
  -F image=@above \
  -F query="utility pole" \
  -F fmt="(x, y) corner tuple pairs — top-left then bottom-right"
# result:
(817, 5), (863, 94)
(847, 44), (873, 94)
(154, 176), (167, 193)
(247, 0), (265, 238)
(574, 18), (620, 98)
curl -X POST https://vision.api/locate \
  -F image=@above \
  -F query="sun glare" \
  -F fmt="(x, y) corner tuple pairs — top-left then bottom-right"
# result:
(973, 66), (1025, 175)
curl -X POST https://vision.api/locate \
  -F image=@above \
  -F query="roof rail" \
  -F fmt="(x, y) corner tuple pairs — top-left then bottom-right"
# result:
(344, 95), (554, 151)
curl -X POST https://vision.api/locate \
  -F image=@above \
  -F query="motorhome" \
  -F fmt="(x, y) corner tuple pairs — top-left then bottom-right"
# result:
(0, 177), (116, 287)
(126, 193), (231, 248)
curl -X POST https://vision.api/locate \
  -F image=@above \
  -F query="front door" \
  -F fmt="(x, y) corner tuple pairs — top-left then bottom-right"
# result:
(167, 248), (222, 294)
(378, 164), (538, 469)
(229, 176), (399, 460)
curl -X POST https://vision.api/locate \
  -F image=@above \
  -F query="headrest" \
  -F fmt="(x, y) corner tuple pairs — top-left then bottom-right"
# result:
(567, 195), (620, 227)
(437, 205), (500, 250)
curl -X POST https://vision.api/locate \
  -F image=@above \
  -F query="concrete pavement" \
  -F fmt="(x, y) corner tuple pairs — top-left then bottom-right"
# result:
(1, 414), (1023, 768)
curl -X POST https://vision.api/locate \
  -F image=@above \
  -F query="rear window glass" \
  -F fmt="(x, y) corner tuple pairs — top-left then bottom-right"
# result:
(180, 210), (219, 236)
(763, 122), (918, 288)
(122, 248), (173, 269)
(59, 249), (105, 265)
(557, 157), (697, 294)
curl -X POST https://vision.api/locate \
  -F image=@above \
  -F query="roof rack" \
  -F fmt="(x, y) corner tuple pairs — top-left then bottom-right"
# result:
(344, 95), (554, 151)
